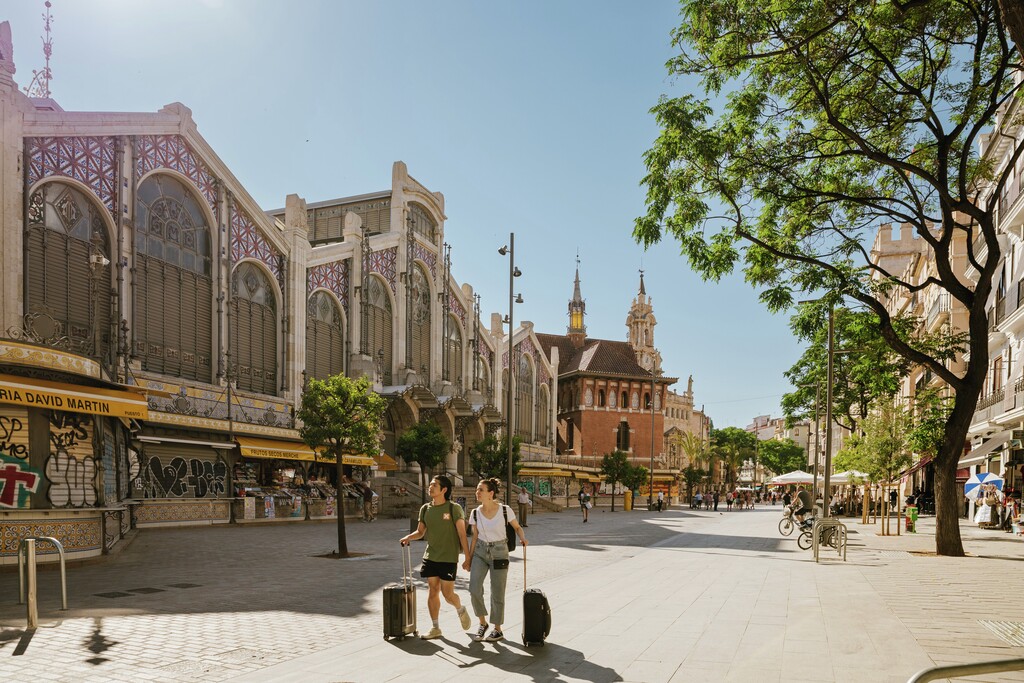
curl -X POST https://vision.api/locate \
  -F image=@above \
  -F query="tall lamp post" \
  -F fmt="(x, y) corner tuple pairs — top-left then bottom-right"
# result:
(649, 368), (656, 510)
(498, 234), (522, 507)
(823, 306), (835, 517)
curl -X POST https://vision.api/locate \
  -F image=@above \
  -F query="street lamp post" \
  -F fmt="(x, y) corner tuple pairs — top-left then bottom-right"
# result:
(498, 234), (522, 507)
(823, 306), (835, 517)
(649, 368), (656, 511)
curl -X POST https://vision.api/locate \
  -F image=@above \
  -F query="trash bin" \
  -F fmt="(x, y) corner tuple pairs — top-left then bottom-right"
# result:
(624, 489), (633, 511)
(906, 505), (917, 533)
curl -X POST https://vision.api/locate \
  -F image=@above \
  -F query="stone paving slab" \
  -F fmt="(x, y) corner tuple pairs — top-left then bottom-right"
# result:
(1, 505), (1024, 681)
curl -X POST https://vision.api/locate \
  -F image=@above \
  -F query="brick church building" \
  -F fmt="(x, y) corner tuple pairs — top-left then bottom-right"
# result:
(536, 266), (677, 487)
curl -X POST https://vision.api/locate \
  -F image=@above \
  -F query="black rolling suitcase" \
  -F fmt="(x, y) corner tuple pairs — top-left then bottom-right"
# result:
(521, 545), (551, 646)
(383, 543), (417, 640)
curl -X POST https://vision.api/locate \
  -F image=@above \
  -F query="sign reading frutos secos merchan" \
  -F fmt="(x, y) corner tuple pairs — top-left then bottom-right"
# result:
(0, 374), (149, 420)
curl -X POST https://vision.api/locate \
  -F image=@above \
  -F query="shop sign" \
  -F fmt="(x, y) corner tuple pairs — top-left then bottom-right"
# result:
(0, 374), (148, 419)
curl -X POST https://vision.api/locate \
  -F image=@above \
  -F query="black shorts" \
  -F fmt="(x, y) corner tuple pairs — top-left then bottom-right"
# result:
(795, 507), (811, 517)
(420, 559), (457, 581)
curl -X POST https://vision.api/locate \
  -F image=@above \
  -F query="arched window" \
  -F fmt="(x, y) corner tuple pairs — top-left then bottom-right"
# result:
(598, 389), (606, 407)
(621, 391), (628, 409)
(445, 314), (462, 386)
(631, 392), (640, 409)
(366, 276), (393, 384)
(409, 264), (431, 376)
(134, 174), (213, 382)
(616, 420), (630, 451)
(26, 182), (112, 364)
(306, 291), (344, 380)
(537, 386), (550, 445)
(231, 262), (278, 395)
(516, 353), (533, 440)
(409, 204), (437, 243)
(644, 392), (651, 409)
(477, 354), (491, 401)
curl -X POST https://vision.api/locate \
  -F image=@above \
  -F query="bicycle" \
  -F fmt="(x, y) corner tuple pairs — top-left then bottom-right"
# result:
(797, 523), (839, 550)
(778, 504), (813, 536)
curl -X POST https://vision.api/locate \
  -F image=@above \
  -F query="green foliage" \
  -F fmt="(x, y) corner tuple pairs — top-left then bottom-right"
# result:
(622, 464), (650, 493)
(468, 434), (522, 480)
(638, 0), (1021, 555)
(297, 374), (387, 556)
(298, 374), (386, 461)
(397, 421), (451, 502)
(682, 465), (705, 497)
(673, 431), (710, 469)
(712, 427), (757, 484)
(846, 403), (914, 484)
(758, 439), (807, 478)
(907, 390), (954, 458)
(600, 450), (632, 511)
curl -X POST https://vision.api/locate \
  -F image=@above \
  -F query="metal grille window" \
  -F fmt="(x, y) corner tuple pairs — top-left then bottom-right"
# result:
(445, 315), (462, 387)
(537, 387), (550, 445)
(134, 174), (213, 382)
(409, 204), (437, 243)
(230, 262), (278, 395)
(366, 276), (393, 385)
(306, 291), (345, 380)
(477, 355), (491, 400)
(516, 353), (533, 440)
(410, 264), (431, 376)
(25, 182), (112, 364)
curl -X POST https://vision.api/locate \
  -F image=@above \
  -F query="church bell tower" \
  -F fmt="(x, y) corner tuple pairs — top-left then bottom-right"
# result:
(567, 258), (586, 349)
(627, 270), (662, 373)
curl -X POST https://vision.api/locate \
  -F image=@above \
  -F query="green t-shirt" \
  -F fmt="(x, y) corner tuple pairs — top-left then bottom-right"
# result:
(418, 501), (465, 563)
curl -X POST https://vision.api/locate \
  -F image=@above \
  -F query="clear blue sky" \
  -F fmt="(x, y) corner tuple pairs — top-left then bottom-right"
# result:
(5, 0), (803, 428)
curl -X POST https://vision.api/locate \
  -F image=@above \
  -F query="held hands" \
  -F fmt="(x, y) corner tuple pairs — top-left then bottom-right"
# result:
(462, 559), (471, 572)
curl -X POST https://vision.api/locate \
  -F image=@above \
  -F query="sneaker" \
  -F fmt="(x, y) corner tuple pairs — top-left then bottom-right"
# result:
(420, 627), (443, 640)
(472, 624), (488, 641)
(458, 606), (471, 630)
(484, 629), (504, 642)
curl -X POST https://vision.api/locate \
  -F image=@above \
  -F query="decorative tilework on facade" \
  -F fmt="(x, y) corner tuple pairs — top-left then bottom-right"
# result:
(308, 261), (350, 310)
(132, 500), (231, 526)
(135, 135), (218, 212)
(366, 247), (398, 293)
(0, 517), (101, 557)
(27, 136), (118, 215)
(231, 203), (285, 291)
(450, 290), (466, 329)
(413, 242), (437, 279)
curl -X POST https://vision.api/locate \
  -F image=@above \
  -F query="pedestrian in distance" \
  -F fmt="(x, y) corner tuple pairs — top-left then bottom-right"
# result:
(694, 491), (703, 509)
(657, 490), (665, 512)
(517, 487), (531, 527)
(399, 474), (473, 640)
(463, 478), (528, 643)
(362, 482), (376, 522)
(579, 485), (591, 522)
(712, 490), (720, 511)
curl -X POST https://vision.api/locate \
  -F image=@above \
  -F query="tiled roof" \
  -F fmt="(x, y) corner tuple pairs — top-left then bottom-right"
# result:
(535, 333), (663, 380)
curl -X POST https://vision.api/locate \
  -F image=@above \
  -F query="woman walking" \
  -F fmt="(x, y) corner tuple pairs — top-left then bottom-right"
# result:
(463, 478), (527, 643)
(578, 485), (591, 522)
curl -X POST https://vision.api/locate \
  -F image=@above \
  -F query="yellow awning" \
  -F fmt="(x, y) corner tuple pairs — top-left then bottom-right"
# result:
(653, 474), (677, 482)
(343, 454), (375, 466)
(374, 453), (399, 471)
(518, 468), (575, 478)
(237, 436), (316, 462)
(0, 373), (149, 419)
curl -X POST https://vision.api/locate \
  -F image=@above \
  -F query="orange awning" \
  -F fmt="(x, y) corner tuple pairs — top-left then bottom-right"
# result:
(0, 373), (149, 419)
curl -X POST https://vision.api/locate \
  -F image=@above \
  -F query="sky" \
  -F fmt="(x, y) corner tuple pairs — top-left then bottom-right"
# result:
(2, 0), (805, 428)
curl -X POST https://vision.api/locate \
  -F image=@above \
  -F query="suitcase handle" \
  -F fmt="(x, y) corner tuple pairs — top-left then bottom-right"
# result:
(523, 543), (527, 590)
(402, 542), (413, 590)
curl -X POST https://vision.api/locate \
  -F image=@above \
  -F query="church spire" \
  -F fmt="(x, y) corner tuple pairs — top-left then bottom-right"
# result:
(639, 269), (646, 296)
(627, 268), (661, 373)
(567, 255), (586, 349)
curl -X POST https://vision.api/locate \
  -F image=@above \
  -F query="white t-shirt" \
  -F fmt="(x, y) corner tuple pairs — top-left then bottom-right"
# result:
(517, 491), (530, 504)
(471, 504), (516, 543)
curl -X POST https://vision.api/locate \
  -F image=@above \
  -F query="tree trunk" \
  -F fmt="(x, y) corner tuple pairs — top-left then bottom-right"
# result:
(999, 0), (1024, 54)
(933, 366), (982, 556)
(335, 456), (349, 556)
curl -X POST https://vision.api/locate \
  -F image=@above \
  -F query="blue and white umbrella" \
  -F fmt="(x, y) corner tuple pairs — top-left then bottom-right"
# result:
(964, 472), (1004, 499)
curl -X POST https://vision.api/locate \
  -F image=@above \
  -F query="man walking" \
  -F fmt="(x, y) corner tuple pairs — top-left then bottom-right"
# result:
(400, 475), (473, 639)
(517, 487), (531, 527)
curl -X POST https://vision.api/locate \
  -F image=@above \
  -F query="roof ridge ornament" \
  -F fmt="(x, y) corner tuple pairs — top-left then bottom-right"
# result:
(24, 0), (53, 99)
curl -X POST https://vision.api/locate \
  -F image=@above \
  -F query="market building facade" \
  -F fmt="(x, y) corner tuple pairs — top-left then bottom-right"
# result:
(0, 25), (555, 564)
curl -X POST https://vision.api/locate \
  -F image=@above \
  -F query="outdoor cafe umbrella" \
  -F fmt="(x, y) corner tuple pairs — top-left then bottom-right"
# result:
(770, 470), (814, 485)
(963, 472), (1004, 499)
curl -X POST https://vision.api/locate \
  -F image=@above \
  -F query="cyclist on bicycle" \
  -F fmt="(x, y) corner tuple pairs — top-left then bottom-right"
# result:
(794, 487), (814, 526)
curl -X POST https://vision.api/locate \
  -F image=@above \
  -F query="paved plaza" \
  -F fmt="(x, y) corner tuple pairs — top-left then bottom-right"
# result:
(3, 504), (1024, 682)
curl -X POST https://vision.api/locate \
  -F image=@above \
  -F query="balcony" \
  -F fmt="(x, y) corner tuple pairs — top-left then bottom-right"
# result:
(925, 292), (950, 331)
(997, 296), (1007, 324)
(973, 389), (1006, 426)
(999, 174), (1021, 219)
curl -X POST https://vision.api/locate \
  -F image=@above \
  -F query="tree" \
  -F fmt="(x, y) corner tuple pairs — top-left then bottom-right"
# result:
(782, 309), (913, 435)
(682, 464), (705, 501)
(397, 421), (451, 504)
(622, 464), (650, 505)
(298, 374), (386, 557)
(758, 439), (807, 479)
(841, 402), (914, 533)
(711, 427), (757, 486)
(599, 450), (632, 512)
(673, 430), (710, 470)
(468, 434), (522, 482)
(636, 0), (1022, 555)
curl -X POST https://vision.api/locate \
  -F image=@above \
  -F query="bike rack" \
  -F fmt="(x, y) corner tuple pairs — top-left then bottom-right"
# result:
(18, 536), (68, 629)
(812, 518), (847, 562)
(907, 657), (1024, 682)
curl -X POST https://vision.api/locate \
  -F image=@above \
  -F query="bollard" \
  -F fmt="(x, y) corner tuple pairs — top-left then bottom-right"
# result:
(24, 538), (38, 630)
